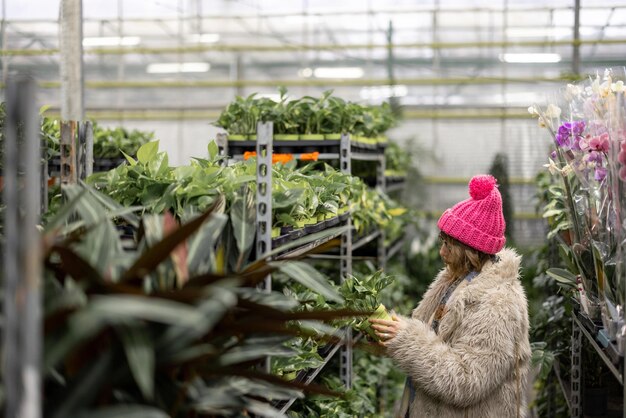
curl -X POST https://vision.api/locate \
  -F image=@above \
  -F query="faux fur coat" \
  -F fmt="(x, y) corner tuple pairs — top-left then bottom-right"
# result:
(387, 248), (531, 418)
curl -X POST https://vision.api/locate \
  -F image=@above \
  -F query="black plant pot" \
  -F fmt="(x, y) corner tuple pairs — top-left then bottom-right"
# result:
(583, 387), (607, 416)
(326, 216), (339, 227)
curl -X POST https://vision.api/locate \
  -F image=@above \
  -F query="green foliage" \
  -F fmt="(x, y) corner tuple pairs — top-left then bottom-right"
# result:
(90, 142), (405, 257)
(215, 89), (396, 137)
(40, 183), (357, 417)
(385, 141), (410, 176)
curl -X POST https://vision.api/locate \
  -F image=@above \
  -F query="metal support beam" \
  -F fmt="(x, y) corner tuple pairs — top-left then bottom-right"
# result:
(59, 0), (84, 120)
(571, 317), (582, 417)
(339, 133), (353, 389)
(377, 154), (386, 270)
(573, 0), (581, 75)
(77, 121), (93, 180)
(3, 75), (42, 418)
(59, 121), (77, 185)
(256, 121), (273, 292)
(40, 130), (48, 214)
(215, 132), (229, 166)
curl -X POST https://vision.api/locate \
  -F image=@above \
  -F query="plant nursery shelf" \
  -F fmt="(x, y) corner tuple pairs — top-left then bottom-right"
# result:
(275, 227), (346, 259)
(385, 178), (406, 193)
(227, 139), (386, 159)
(574, 316), (623, 385)
(352, 230), (381, 251)
(553, 361), (572, 413)
(277, 337), (345, 413)
(385, 236), (405, 261)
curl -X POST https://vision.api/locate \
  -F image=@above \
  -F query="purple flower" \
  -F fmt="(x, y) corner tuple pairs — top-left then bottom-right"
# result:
(585, 150), (603, 164)
(595, 166), (607, 181)
(572, 121), (586, 136)
(550, 150), (557, 159)
(555, 121), (586, 149)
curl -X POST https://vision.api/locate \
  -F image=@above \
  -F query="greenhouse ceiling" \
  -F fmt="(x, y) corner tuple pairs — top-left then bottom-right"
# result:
(3, 0), (626, 111)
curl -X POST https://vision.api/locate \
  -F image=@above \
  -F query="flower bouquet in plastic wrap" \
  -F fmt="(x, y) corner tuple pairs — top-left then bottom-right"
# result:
(530, 68), (626, 347)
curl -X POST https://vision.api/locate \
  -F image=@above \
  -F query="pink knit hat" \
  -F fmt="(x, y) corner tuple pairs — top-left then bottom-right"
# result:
(437, 174), (506, 255)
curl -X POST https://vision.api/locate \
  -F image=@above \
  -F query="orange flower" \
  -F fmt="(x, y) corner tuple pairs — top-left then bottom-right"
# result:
(300, 152), (319, 161)
(243, 151), (293, 164)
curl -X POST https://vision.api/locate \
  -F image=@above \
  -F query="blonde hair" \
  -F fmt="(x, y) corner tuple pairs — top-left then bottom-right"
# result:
(439, 232), (492, 281)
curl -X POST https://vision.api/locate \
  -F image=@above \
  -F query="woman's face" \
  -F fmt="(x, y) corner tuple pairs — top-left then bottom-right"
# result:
(439, 233), (451, 264)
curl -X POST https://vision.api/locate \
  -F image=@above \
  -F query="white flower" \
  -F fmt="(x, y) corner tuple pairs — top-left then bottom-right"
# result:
(562, 164), (573, 176)
(566, 84), (582, 99)
(600, 80), (612, 98)
(544, 158), (559, 175)
(611, 80), (625, 93)
(591, 77), (601, 94)
(538, 118), (547, 128)
(528, 105), (539, 116)
(545, 104), (562, 119)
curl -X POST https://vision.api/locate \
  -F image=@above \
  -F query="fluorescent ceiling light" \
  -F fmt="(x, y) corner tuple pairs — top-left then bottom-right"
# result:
(298, 68), (313, 78)
(506, 28), (572, 38)
(83, 36), (140, 47)
(505, 27), (596, 38)
(499, 53), (561, 63)
(146, 62), (210, 74)
(360, 85), (408, 100)
(187, 33), (220, 43)
(313, 67), (364, 79)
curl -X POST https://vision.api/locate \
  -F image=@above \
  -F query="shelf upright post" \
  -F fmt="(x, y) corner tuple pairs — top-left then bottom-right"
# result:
(256, 122), (273, 293)
(77, 120), (93, 180)
(377, 153), (386, 270)
(571, 318), (582, 417)
(3, 75), (42, 418)
(215, 132), (229, 167)
(59, 121), (77, 186)
(339, 133), (353, 389)
(40, 125), (48, 215)
(255, 122), (273, 375)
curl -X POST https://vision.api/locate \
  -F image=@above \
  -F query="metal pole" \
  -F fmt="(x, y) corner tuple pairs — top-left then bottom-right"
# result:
(60, 121), (77, 185)
(256, 121), (273, 375)
(256, 121), (273, 292)
(386, 20), (399, 114)
(1, 0), (8, 84)
(339, 133), (353, 389)
(377, 154), (386, 270)
(3, 75), (42, 418)
(59, 0), (84, 121)
(571, 318), (582, 417)
(573, 0), (581, 75)
(77, 120), (93, 179)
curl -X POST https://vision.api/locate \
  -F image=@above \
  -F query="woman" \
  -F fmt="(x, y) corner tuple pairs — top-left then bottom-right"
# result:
(371, 174), (531, 418)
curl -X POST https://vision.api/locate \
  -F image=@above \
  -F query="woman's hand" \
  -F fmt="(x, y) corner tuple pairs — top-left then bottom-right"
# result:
(371, 314), (404, 346)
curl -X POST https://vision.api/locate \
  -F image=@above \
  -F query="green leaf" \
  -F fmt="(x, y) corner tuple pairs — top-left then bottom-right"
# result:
(44, 187), (88, 232)
(74, 405), (169, 418)
(121, 150), (137, 166)
(187, 213), (228, 275)
(546, 268), (577, 287)
(137, 140), (159, 165)
(115, 323), (154, 400)
(123, 201), (220, 281)
(230, 187), (257, 258)
(208, 140), (219, 160)
(51, 350), (114, 418)
(273, 261), (343, 303)
(158, 286), (237, 352)
(218, 344), (294, 367)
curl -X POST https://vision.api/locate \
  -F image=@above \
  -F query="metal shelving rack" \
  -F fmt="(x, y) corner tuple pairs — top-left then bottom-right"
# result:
(554, 306), (626, 417)
(216, 123), (406, 405)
